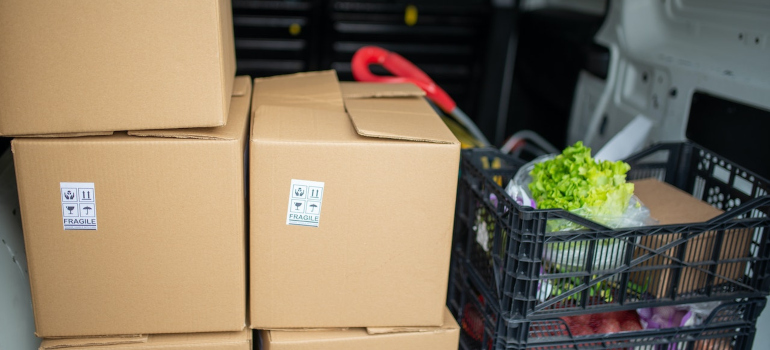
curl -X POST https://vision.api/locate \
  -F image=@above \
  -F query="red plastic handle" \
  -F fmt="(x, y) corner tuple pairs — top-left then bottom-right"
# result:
(351, 46), (457, 112)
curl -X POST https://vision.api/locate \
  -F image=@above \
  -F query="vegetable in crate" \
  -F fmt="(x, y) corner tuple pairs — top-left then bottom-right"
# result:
(461, 295), (494, 350)
(558, 310), (642, 337)
(528, 141), (636, 231)
(636, 302), (720, 330)
(461, 301), (485, 342)
(512, 142), (654, 273)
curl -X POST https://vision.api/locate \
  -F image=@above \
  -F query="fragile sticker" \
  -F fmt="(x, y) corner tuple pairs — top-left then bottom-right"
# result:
(60, 182), (97, 230)
(286, 179), (324, 227)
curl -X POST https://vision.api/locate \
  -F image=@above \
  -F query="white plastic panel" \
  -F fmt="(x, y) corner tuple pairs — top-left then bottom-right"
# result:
(576, 0), (770, 151)
(0, 149), (40, 350)
(569, 3), (770, 345)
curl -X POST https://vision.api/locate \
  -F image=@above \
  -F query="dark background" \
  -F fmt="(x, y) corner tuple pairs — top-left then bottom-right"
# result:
(229, 0), (609, 148)
(0, 0), (609, 154)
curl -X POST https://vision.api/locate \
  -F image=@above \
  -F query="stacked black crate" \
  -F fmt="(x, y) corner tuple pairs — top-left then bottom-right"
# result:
(449, 142), (770, 350)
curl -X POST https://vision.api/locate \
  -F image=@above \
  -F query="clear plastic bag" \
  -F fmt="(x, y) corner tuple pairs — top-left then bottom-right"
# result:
(636, 302), (720, 330)
(634, 302), (722, 350)
(509, 155), (657, 272)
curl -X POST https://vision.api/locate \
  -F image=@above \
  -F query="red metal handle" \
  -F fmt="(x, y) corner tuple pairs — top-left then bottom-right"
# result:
(351, 46), (457, 112)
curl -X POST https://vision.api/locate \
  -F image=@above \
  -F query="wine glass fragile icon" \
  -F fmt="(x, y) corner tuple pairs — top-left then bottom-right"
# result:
(65, 206), (75, 214)
(294, 202), (302, 211)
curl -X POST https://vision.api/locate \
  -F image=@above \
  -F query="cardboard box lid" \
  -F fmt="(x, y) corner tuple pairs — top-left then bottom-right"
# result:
(128, 76), (251, 141)
(632, 178), (723, 225)
(252, 71), (345, 114)
(251, 70), (459, 145)
(39, 331), (251, 350)
(263, 308), (459, 349)
(340, 82), (456, 144)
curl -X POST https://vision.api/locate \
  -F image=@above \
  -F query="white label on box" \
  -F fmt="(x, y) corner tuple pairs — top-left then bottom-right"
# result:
(286, 179), (324, 227)
(60, 182), (97, 230)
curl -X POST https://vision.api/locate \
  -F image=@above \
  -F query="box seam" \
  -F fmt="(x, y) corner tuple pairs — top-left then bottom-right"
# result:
(216, 0), (228, 126)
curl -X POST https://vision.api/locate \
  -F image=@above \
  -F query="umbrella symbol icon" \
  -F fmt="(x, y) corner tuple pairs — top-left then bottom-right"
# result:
(309, 204), (318, 212)
(83, 206), (93, 215)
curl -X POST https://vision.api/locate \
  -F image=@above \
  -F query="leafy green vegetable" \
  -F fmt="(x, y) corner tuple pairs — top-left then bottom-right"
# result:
(529, 142), (634, 231)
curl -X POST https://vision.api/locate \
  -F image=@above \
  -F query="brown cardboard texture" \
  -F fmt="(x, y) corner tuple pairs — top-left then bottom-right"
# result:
(250, 71), (461, 328)
(630, 179), (752, 297)
(0, 0), (236, 136)
(12, 77), (252, 337)
(261, 307), (459, 350)
(39, 330), (251, 350)
(39, 335), (148, 349)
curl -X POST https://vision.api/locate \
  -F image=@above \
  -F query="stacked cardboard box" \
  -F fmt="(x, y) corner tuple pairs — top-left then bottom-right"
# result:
(247, 70), (462, 347)
(0, 0), (236, 137)
(5, 1), (256, 349)
(5, 3), (463, 348)
(13, 76), (252, 337)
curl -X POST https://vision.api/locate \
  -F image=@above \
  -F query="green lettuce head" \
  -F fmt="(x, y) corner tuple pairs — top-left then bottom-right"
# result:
(529, 141), (634, 230)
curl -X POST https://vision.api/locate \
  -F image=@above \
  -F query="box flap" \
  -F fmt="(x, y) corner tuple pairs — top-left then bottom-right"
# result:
(366, 308), (459, 335)
(15, 132), (114, 138)
(252, 70), (344, 114)
(39, 335), (147, 349)
(251, 104), (361, 143)
(40, 331), (250, 350)
(138, 331), (251, 348)
(268, 308), (458, 342)
(339, 82), (425, 99)
(263, 328), (350, 332)
(128, 76), (252, 140)
(632, 178), (723, 225)
(232, 75), (249, 97)
(250, 71), (457, 145)
(343, 96), (458, 144)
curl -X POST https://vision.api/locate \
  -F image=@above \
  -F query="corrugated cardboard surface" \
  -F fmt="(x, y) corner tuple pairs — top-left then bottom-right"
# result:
(251, 71), (345, 113)
(261, 308), (459, 350)
(249, 71), (461, 328)
(630, 179), (751, 297)
(12, 77), (251, 337)
(0, 0), (236, 136)
(40, 335), (148, 349)
(40, 330), (251, 350)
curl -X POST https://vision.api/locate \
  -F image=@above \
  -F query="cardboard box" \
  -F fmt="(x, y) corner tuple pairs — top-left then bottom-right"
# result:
(260, 307), (460, 350)
(630, 179), (752, 297)
(249, 71), (461, 328)
(12, 76), (252, 337)
(39, 330), (252, 350)
(0, 0), (236, 136)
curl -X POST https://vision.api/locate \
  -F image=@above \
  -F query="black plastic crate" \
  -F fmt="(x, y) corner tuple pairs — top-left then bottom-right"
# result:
(447, 257), (765, 350)
(455, 142), (770, 320)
